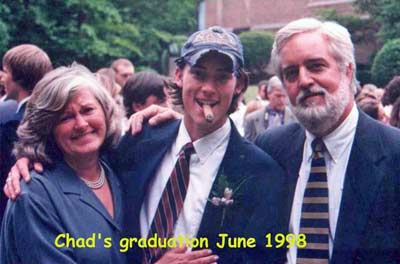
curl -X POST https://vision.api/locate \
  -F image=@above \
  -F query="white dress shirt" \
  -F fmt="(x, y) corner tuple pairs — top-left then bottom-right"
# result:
(140, 119), (231, 244)
(287, 105), (358, 263)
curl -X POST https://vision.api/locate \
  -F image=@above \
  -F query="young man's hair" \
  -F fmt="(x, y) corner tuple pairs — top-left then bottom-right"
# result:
(2, 44), (53, 93)
(167, 61), (248, 115)
(122, 71), (166, 116)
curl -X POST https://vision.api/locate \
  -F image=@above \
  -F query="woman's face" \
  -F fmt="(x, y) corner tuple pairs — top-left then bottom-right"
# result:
(53, 88), (107, 162)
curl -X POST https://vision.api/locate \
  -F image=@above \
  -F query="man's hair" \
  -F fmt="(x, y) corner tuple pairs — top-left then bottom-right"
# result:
(167, 62), (249, 115)
(382, 76), (400, 106)
(2, 44), (53, 93)
(111, 58), (134, 72)
(14, 64), (122, 165)
(271, 18), (358, 95)
(267, 76), (284, 93)
(390, 97), (400, 128)
(258, 80), (269, 90)
(122, 71), (166, 116)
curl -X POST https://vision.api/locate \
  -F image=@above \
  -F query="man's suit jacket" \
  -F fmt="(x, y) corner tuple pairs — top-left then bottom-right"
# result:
(254, 111), (400, 264)
(0, 102), (25, 221)
(112, 119), (285, 263)
(244, 106), (296, 142)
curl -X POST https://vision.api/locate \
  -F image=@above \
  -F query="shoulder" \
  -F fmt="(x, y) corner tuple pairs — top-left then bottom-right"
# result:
(245, 107), (265, 122)
(255, 122), (303, 149)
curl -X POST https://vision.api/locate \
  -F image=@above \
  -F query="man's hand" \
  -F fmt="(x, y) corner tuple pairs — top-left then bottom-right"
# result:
(128, 105), (182, 135)
(3, 157), (43, 200)
(155, 247), (218, 264)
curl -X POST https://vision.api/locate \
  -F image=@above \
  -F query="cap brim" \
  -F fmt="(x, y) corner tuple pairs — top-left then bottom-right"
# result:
(185, 49), (239, 73)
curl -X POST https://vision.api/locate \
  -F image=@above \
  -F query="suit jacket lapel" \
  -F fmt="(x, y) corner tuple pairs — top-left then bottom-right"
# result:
(54, 161), (122, 231)
(332, 112), (387, 262)
(197, 121), (248, 239)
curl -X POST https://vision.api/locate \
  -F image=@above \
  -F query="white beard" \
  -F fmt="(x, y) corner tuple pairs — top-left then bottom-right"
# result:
(289, 75), (351, 136)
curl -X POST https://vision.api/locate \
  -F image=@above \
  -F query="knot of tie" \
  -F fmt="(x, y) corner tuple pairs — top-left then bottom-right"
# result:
(311, 139), (325, 157)
(180, 142), (195, 159)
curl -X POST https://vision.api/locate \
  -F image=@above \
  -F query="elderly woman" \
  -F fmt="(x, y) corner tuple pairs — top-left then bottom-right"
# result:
(0, 65), (126, 263)
(2, 65), (217, 264)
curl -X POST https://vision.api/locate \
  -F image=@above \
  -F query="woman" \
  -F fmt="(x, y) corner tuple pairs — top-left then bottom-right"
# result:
(0, 64), (125, 263)
(1, 65), (217, 264)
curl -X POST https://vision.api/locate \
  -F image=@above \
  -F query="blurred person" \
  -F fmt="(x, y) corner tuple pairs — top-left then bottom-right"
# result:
(122, 71), (168, 117)
(0, 44), (52, 220)
(244, 76), (296, 141)
(244, 79), (268, 116)
(111, 58), (134, 87)
(0, 64), (126, 263)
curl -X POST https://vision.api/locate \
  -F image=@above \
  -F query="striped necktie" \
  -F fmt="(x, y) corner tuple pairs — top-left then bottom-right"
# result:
(143, 142), (195, 264)
(297, 139), (330, 264)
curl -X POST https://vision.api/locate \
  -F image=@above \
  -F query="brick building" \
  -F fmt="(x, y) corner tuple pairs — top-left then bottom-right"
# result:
(198, 0), (376, 68)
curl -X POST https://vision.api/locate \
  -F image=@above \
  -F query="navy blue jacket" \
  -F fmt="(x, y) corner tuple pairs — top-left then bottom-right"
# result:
(0, 160), (126, 264)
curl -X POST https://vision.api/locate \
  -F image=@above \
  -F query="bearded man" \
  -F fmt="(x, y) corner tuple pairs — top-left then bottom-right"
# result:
(252, 18), (400, 264)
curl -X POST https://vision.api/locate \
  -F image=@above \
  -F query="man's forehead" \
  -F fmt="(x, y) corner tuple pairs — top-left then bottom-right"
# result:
(116, 64), (134, 73)
(192, 52), (234, 72)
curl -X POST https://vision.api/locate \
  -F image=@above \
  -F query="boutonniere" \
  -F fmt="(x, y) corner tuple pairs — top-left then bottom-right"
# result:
(208, 172), (255, 228)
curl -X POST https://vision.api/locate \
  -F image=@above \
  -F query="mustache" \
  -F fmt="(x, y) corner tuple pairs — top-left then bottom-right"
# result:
(296, 86), (326, 105)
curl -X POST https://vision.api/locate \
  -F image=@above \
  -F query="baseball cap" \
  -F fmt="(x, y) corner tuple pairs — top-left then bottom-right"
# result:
(176, 26), (244, 76)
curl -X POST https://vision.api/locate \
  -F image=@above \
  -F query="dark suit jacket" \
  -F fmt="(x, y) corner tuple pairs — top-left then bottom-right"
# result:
(254, 111), (400, 264)
(112, 119), (285, 263)
(0, 101), (25, 221)
(0, 160), (126, 264)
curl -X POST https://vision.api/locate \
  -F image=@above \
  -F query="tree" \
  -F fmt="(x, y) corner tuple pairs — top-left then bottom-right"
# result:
(355, 0), (400, 41)
(371, 38), (400, 87)
(239, 31), (274, 82)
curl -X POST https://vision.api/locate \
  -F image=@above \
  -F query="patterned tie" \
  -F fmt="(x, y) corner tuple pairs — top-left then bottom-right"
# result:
(143, 142), (195, 264)
(297, 139), (330, 264)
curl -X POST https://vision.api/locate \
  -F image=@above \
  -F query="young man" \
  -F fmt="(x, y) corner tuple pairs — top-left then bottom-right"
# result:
(111, 58), (135, 87)
(113, 26), (285, 263)
(0, 44), (52, 220)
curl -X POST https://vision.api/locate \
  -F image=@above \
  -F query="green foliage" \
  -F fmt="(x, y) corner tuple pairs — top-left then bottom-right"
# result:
(316, 8), (377, 43)
(239, 31), (274, 80)
(355, 0), (400, 42)
(371, 39), (400, 86)
(0, 0), (199, 71)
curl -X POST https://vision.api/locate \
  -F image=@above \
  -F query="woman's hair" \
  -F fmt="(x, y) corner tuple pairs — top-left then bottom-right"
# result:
(14, 64), (123, 165)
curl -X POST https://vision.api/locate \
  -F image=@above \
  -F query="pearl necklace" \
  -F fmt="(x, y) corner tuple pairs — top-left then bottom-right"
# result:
(81, 165), (106, 189)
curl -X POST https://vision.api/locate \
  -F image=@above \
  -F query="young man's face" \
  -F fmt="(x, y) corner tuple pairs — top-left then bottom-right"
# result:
(175, 52), (243, 139)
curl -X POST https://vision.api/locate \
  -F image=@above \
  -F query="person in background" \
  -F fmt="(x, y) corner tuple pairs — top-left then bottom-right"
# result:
(244, 79), (269, 116)
(122, 71), (168, 117)
(111, 58), (135, 88)
(0, 44), (52, 220)
(244, 76), (296, 142)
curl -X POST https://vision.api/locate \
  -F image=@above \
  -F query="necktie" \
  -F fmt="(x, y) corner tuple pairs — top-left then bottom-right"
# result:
(143, 142), (195, 264)
(297, 139), (330, 264)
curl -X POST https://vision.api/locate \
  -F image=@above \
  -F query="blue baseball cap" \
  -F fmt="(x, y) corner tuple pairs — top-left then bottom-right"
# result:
(176, 26), (244, 76)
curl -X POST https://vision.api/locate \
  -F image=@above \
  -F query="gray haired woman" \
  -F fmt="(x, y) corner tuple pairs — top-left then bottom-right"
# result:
(0, 64), (125, 263)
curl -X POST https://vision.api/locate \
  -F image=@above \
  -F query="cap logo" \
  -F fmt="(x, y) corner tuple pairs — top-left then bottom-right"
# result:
(192, 30), (238, 50)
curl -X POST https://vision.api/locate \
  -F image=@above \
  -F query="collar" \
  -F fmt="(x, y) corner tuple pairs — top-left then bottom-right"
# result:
(16, 96), (30, 113)
(174, 118), (231, 164)
(305, 104), (358, 163)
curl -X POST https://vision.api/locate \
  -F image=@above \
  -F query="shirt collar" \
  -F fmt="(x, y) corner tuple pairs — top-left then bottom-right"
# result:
(305, 104), (358, 163)
(16, 96), (30, 113)
(174, 119), (231, 164)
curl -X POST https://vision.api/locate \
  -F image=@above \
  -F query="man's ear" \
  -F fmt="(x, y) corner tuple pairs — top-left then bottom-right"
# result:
(174, 67), (183, 87)
(235, 73), (248, 95)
